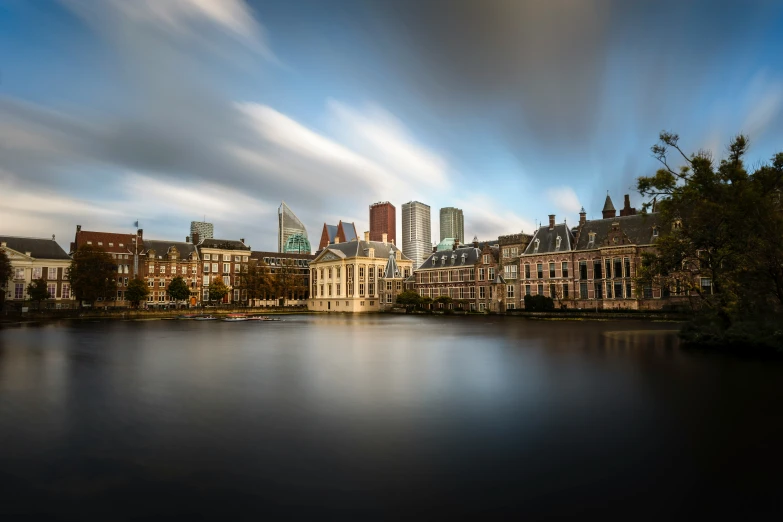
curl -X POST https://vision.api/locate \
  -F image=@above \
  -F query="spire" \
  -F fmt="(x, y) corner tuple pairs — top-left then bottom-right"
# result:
(602, 194), (616, 219)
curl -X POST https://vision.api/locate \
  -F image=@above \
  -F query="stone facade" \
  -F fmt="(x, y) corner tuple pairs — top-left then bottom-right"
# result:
(1, 236), (74, 309)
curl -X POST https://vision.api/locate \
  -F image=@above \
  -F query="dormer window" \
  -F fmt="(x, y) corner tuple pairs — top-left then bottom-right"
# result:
(533, 238), (540, 254)
(431, 257), (436, 265)
(652, 227), (659, 238)
(555, 236), (561, 251)
(587, 232), (596, 248)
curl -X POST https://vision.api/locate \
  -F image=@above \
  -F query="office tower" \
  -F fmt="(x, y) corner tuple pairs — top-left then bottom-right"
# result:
(401, 201), (431, 268)
(278, 201), (308, 253)
(439, 207), (464, 244)
(369, 201), (396, 243)
(190, 221), (214, 242)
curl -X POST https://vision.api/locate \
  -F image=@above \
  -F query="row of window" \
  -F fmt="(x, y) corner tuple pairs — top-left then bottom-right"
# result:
(10, 283), (71, 299)
(202, 254), (248, 262)
(521, 258), (633, 280)
(15, 267), (65, 280)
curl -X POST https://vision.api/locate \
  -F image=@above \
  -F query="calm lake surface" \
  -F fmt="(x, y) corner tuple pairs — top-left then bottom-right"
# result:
(1, 315), (782, 518)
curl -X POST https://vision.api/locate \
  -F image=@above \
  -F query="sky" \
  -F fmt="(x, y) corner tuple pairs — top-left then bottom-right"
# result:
(1, 0), (782, 253)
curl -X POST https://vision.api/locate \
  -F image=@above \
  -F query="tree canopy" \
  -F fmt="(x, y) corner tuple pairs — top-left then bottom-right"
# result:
(636, 132), (783, 352)
(69, 245), (117, 306)
(167, 276), (190, 301)
(126, 278), (150, 308)
(208, 276), (229, 303)
(26, 279), (50, 308)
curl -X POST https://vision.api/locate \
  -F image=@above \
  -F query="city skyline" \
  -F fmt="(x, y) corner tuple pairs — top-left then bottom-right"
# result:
(2, 1), (783, 252)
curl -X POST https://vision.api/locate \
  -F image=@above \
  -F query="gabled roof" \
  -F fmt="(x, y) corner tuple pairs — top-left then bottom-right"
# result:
(419, 246), (481, 270)
(574, 213), (660, 250)
(197, 238), (250, 251)
(143, 239), (198, 261)
(314, 240), (409, 262)
(523, 223), (574, 256)
(0, 236), (71, 260)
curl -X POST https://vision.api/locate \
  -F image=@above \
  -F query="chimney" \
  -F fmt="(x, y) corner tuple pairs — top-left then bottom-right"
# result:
(433, 245), (437, 253)
(454, 239), (460, 249)
(52, 234), (55, 241)
(382, 233), (388, 244)
(137, 229), (144, 240)
(619, 194), (636, 217)
(186, 236), (190, 243)
(334, 237), (340, 244)
(364, 231), (370, 242)
(548, 215), (555, 230)
(76, 225), (81, 233)
(192, 232), (199, 245)
(579, 207), (586, 227)
(472, 236), (479, 248)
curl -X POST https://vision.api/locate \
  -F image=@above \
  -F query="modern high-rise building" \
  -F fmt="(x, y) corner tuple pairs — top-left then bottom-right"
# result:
(190, 221), (214, 242)
(278, 201), (309, 253)
(369, 201), (396, 244)
(401, 201), (431, 269)
(439, 207), (464, 244)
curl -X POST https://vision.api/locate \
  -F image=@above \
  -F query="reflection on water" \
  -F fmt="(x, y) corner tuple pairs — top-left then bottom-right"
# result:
(1, 315), (781, 517)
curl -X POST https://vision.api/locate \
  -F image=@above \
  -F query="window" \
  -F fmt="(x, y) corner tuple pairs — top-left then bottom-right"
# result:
(606, 282), (613, 299)
(235, 265), (240, 273)
(483, 254), (489, 264)
(549, 284), (556, 298)
(561, 262), (569, 278)
(507, 303), (515, 310)
(62, 283), (70, 299)
(203, 275), (209, 285)
(224, 276), (230, 286)
(359, 266), (365, 279)
(328, 284), (332, 296)
(32, 267), (42, 279)
(359, 283), (365, 296)
(204, 264), (210, 273)
(605, 259), (611, 279)
(223, 254), (231, 261)
(652, 227), (659, 238)
(562, 283), (569, 298)
(507, 285), (514, 298)
(14, 268), (24, 280)
(479, 287), (486, 299)
(524, 264), (530, 278)
(15, 283), (24, 299)
(626, 283), (632, 299)
(48, 267), (57, 279)
(700, 278), (713, 295)
(579, 261), (587, 280)
(614, 282), (623, 298)
(234, 290), (240, 301)
(479, 268), (485, 281)
(148, 279), (154, 287)
(643, 286), (653, 299)
(223, 263), (230, 274)
(160, 265), (166, 274)
(396, 281), (401, 291)
(387, 281), (392, 291)
(580, 282), (588, 299)
(594, 282), (603, 299)
(468, 268), (475, 281)
(593, 260), (602, 279)
(536, 263), (543, 278)
(469, 287), (476, 299)
(488, 267), (495, 280)
(234, 256), (241, 262)
(368, 283), (375, 296)
(537, 284), (544, 295)
(337, 284), (341, 295)
(204, 254), (210, 261)
(97, 242), (103, 246)
(46, 283), (56, 298)
(624, 258), (631, 278)
(336, 267), (341, 278)
(614, 259), (622, 279)
(549, 262), (556, 278)
(159, 281), (165, 287)
(479, 303), (485, 311)
(555, 236), (561, 251)
(525, 284), (531, 296)
(212, 263), (218, 273)
(86, 241), (92, 245)
(533, 239), (540, 253)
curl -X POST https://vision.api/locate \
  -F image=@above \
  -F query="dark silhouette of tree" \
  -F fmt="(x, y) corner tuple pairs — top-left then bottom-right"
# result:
(167, 276), (190, 302)
(69, 245), (116, 307)
(26, 278), (50, 310)
(126, 278), (150, 309)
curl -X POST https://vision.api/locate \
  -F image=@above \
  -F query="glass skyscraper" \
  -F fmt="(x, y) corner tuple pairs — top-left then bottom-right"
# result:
(402, 201), (431, 269)
(278, 202), (309, 253)
(439, 207), (464, 244)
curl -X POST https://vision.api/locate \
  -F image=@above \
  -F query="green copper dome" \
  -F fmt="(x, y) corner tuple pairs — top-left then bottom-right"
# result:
(284, 233), (311, 254)
(436, 238), (456, 251)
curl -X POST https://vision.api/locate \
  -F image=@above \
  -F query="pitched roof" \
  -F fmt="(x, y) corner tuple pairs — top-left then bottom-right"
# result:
(0, 236), (71, 260)
(197, 238), (250, 251)
(419, 246), (482, 270)
(73, 230), (137, 254)
(574, 213), (661, 250)
(523, 223), (574, 255)
(322, 240), (407, 261)
(143, 239), (198, 261)
(383, 251), (401, 278)
(602, 194), (616, 212)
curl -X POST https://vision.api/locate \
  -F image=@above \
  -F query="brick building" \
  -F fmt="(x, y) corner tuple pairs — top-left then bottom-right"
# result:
(70, 225), (143, 307)
(1, 235), (74, 309)
(196, 238), (251, 305)
(369, 202), (396, 244)
(249, 250), (316, 306)
(142, 239), (201, 308)
(519, 214), (576, 307)
(498, 232), (532, 309)
(415, 241), (479, 310)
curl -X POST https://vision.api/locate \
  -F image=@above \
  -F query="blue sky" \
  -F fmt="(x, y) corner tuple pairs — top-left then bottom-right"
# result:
(1, 0), (783, 252)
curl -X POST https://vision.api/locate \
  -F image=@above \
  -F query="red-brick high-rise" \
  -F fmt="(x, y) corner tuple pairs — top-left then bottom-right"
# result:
(369, 202), (396, 244)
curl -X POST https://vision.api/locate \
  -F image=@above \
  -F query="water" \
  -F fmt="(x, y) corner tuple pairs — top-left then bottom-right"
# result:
(1, 315), (781, 518)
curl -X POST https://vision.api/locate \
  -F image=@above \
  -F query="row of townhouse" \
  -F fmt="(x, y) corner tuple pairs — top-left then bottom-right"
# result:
(411, 194), (693, 312)
(2, 226), (314, 309)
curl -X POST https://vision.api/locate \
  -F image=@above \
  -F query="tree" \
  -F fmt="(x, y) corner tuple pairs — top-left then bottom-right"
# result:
(126, 278), (150, 309)
(0, 248), (11, 309)
(26, 278), (50, 310)
(240, 261), (273, 305)
(636, 132), (783, 351)
(273, 259), (305, 306)
(69, 245), (117, 307)
(396, 290), (422, 311)
(208, 276), (229, 304)
(167, 276), (190, 302)
(524, 294), (554, 311)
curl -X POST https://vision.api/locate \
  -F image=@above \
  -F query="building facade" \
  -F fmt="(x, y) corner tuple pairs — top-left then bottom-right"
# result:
(402, 201), (431, 269)
(249, 250), (316, 306)
(369, 201), (396, 244)
(498, 233), (531, 309)
(142, 239), (201, 308)
(278, 201), (308, 253)
(308, 233), (412, 313)
(190, 221), (214, 241)
(439, 207), (464, 244)
(1, 236), (74, 309)
(71, 225), (144, 307)
(415, 243), (479, 310)
(196, 238), (251, 305)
